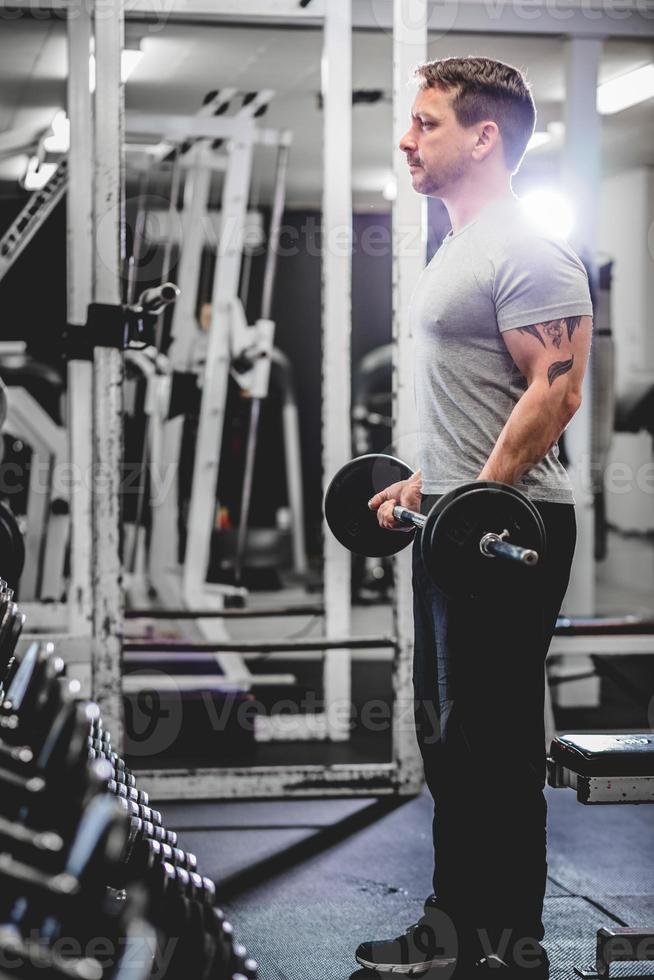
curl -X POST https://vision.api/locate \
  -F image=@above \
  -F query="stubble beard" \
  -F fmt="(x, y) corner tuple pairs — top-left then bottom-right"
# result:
(416, 155), (468, 198)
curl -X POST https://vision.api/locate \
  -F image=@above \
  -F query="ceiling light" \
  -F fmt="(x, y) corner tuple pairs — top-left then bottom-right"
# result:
(43, 110), (70, 154)
(520, 189), (574, 240)
(597, 63), (654, 115)
(23, 156), (57, 191)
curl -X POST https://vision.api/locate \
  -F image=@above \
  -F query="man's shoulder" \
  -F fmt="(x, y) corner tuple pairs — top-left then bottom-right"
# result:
(478, 199), (585, 269)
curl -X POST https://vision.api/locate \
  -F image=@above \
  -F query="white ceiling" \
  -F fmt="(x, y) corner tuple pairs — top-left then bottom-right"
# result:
(0, 17), (653, 206)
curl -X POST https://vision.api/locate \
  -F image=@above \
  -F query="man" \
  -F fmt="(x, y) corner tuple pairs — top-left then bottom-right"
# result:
(357, 57), (593, 977)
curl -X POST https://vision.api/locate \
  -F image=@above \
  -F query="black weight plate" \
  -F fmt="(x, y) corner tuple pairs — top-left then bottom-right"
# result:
(421, 481), (546, 600)
(0, 501), (24, 590)
(324, 453), (415, 558)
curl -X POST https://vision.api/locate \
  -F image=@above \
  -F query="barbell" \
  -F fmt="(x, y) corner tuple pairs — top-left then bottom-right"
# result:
(323, 454), (546, 600)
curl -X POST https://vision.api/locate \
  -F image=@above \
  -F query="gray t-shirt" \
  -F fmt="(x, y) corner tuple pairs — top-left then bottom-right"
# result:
(411, 193), (594, 504)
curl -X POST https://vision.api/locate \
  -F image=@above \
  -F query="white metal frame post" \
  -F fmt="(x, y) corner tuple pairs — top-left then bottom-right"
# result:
(182, 128), (255, 606)
(92, 0), (126, 746)
(391, 0), (427, 792)
(561, 37), (602, 617)
(66, 3), (94, 637)
(321, 0), (353, 742)
(147, 160), (212, 602)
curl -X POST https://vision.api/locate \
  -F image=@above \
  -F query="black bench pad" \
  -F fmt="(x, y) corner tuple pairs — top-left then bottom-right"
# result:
(550, 734), (654, 777)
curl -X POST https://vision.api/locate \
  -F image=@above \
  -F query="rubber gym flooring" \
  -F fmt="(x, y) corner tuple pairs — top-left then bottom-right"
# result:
(159, 785), (654, 979)
(147, 529), (654, 978)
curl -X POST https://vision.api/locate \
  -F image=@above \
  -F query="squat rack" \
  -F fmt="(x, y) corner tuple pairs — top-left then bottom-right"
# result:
(10, 0), (641, 797)
(9, 0), (426, 799)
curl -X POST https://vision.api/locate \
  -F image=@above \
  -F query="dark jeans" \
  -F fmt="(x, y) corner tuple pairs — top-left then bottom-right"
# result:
(412, 496), (576, 946)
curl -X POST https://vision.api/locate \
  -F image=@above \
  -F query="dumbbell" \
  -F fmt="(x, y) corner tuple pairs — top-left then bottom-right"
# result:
(0, 794), (128, 947)
(88, 748), (137, 789)
(324, 453), (546, 600)
(0, 602), (24, 686)
(116, 795), (163, 828)
(86, 743), (129, 773)
(1, 645), (66, 746)
(151, 838), (197, 873)
(88, 735), (111, 754)
(127, 836), (197, 878)
(119, 810), (178, 849)
(170, 865), (216, 907)
(110, 765), (137, 790)
(145, 860), (204, 976)
(107, 777), (149, 807)
(231, 943), (258, 980)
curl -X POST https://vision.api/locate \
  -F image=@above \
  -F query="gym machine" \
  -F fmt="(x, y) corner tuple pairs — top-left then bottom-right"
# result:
(116, 98), (322, 742)
(130, 96), (306, 610)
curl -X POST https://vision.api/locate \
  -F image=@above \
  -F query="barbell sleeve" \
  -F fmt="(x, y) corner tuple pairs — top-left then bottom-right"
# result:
(479, 532), (539, 566)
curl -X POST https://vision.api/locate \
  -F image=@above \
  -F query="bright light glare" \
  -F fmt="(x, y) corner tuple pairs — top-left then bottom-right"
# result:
(89, 46), (143, 92)
(520, 189), (574, 240)
(23, 156), (57, 191)
(121, 48), (144, 81)
(597, 63), (654, 115)
(43, 110), (70, 153)
(382, 175), (397, 201)
(526, 131), (551, 152)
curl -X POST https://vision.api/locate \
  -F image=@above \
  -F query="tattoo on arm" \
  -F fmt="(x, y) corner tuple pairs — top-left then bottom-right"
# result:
(518, 323), (546, 347)
(519, 316), (583, 349)
(543, 321), (563, 348)
(548, 354), (574, 388)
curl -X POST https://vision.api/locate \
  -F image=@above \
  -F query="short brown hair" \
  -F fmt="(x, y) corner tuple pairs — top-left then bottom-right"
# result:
(414, 56), (536, 173)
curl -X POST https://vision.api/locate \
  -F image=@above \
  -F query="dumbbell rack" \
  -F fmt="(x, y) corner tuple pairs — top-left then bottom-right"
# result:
(0, 583), (258, 980)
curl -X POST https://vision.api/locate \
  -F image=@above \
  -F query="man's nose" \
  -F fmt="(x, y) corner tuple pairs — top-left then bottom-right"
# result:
(399, 130), (416, 154)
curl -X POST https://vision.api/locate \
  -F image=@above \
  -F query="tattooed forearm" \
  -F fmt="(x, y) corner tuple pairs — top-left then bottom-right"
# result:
(548, 354), (574, 387)
(518, 323), (546, 348)
(519, 316), (583, 349)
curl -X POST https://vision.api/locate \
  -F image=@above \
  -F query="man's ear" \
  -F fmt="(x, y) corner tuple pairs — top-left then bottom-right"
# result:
(472, 121), (500, 160)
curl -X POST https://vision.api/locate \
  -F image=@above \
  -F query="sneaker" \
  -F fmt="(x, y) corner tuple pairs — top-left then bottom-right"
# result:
(355, 903), (460, 975)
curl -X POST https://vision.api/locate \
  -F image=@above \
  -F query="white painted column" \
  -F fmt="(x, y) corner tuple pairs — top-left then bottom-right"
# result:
(391, 0), (426, 791)
(183, 132), (254, 603)
(561, 37), (602, 616)
(149, 161), (212, 591)
(92, 0), (126, 746)
(66, 3), (94, 635)
(321, 0), (352, 741)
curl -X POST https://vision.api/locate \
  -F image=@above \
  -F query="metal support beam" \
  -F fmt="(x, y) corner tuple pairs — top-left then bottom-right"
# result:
(137, 762), (397, 802)
(92, 0), (126, 747)
(0, 162), (68, 284)
(66, 4), (93, 636)
(561, 37), (602, 617)
(391, 0), (427, 794)
(6, 0), (654, 37)
(321, 0), (353, 742)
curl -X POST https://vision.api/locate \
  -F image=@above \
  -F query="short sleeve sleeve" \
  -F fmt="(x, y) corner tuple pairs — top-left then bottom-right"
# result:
(492, 233), (594, 333)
